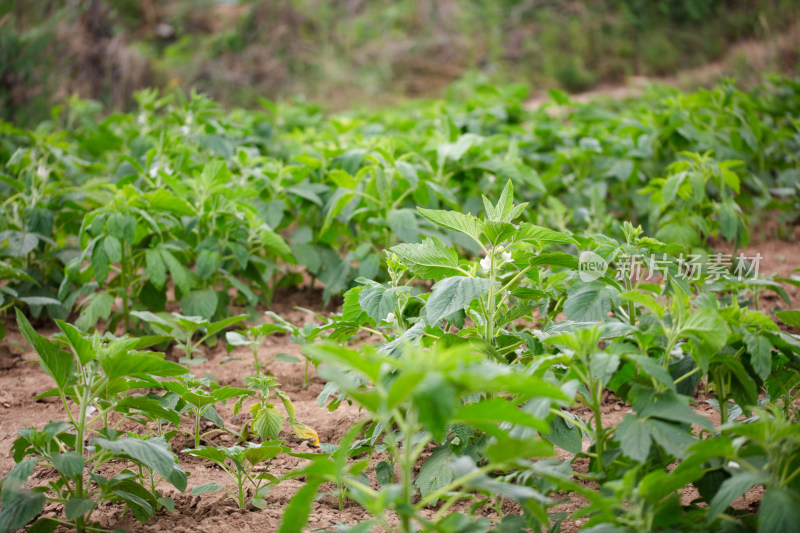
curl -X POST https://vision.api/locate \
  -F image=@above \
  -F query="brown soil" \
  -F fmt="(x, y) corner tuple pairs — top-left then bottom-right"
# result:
(712, 222), (800, 326)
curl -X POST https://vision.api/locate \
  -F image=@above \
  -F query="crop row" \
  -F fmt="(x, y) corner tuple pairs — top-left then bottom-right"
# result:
(2, 79), (799, 331)
(1, 78), (799, 532)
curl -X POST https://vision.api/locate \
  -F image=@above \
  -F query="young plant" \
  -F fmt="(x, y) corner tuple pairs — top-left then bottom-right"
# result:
(0, 311), (188, 533)
(333, 179), (578, 358)
(162, 375), (252, 448)
(132, 310), (247, 364)
(184, 441), (288, 509)
(280, 342), (571, 532)
(224, 322), (285, 375)
(243, 374), (319, 447)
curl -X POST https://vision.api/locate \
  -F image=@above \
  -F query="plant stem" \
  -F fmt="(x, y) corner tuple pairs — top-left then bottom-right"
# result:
(486, 252), (497, 345)
(195, 410), (201, 448)
(120, 243), (130, 332)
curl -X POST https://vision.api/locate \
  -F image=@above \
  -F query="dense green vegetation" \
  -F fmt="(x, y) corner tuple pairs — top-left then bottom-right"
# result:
(1, 77), (800, 532)
(3, 0), (799, 125)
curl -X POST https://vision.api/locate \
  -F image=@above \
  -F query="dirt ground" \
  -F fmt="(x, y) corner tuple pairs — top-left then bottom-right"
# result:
(0, 233), (797, 532)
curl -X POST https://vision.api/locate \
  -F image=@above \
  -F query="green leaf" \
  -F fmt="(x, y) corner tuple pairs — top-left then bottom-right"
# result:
(482, 221), (516, 246)
(485, 437), (553, 463)
(253, 405), (284, 440)
(744, 334), (772, 381)
(115, 395), (182, 427)
(278, 478), (325, 533)
(101, 351), (185, 380)
(75, 292), (115, 331)
(206, 314), (248, 337)
(341, 286), (371, 324)
(145, 249), (166, 289)
(51, 452), (84, 478)
(615, 415), (652, 463)
(413, 375), (456, 442)
(64, 497), (95, 521)
(516, 223), (578, 245)
(106, 212), (136, 243)
(717, 199), (740, 242)
(647, 419), (696, 459)
(321, 190), (355, 234)
(425, 276), (497, 325)
(196, 250), (220, 281)
(387, 209), (420, 243)
(589, 351), (620, 388)
(417, 207), (484, 244)
(291, 243), (321, 274)
(776, 310), (800, 329)
(626, 354), (677, 392)
(181, 290), (218, 320)
(91, 238), (110, 284)
(758, 487), (800, 533)
(661, 172), (686, 207)
(683, 308), (730, 352)
(191, 482), (224, 495)
(27, 517), (59, 533)
(242, 443), (284, 465)
(161, 249), (195, 295)
(329, 168), (357, 189)
(707, 470), (765, 522)
(55, 320), (95, 365)
(453, 398), (548, 433)
(103, 235), (122, 263)
(185, 446), (228, 464)
(543, 415), (582, 454)
(2, 231), (38, 257)
(529, 252), (579, 270)
(414, 445), (455, 498)
(92, 437), (187, 491)
(0, 488), (45, 531)
(261, 227), (292, 260)
(357, 280), (403, 324)
(618, 291), (665, 319)
(390, 238), (462, 281)
(157, 496), (175, 512)
(16, 309), (74, 389)
(16, 296), (61, 307)
(563, 282), (619, 322)
(0, 259), (35, 283)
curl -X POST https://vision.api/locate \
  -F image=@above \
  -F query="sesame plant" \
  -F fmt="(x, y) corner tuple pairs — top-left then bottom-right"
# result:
(280, 342), (570, 532)
(0, 311), (188, 533)
(184, 441), (289, 510)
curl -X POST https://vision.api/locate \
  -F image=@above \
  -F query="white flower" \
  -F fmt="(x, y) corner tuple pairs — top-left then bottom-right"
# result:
(386, 313), (396, 322)
(488, 175), (496, 184)
(501, 251), (512, 264)
(727, 461), (740, 469)
(36, 165), (47, 179)
(149, 165), (158, 178)
(181, 125), (190, 135)
(480, 255), (492, 270)
(137, 113), (146, 125)
(163, 165), (173, 175)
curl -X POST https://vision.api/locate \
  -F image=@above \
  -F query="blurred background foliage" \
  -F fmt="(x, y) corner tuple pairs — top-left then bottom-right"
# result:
(1, 0), (799, 125)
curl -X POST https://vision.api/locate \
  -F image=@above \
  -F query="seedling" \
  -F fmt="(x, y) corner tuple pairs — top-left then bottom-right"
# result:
(184, 441), (288, 509)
